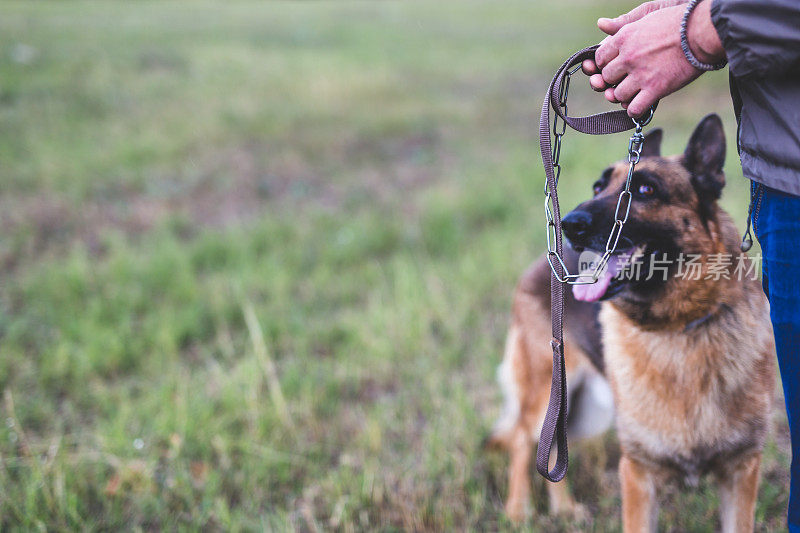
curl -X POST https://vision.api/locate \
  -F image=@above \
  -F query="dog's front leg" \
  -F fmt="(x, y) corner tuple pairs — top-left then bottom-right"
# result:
(619, 454), (658, 532)
(505, 429), (533, 522)
(717, 454), (761, 533)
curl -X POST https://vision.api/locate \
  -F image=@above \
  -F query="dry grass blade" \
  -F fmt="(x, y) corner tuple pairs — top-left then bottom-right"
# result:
(242, 300), (294, 430)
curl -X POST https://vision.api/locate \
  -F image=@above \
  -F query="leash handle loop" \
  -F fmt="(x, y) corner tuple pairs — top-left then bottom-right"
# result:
(536, 44), (656, 483)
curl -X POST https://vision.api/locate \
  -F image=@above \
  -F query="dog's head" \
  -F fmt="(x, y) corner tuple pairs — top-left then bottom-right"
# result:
(564, 113), (728, 303)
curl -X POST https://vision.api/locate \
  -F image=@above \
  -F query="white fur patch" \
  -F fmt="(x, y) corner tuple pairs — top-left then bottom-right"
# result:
(567, 371), (615, 440)
(493, 327), (521, 436)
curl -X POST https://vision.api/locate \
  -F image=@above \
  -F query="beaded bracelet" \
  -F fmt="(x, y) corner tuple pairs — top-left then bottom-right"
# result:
(680, 0), (727, 71)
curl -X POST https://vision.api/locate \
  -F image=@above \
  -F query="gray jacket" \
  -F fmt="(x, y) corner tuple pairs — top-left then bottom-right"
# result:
(711, 0), (800, 195)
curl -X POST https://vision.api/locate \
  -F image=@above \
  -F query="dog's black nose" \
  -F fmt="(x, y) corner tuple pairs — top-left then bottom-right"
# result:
(562, 210), (593, 241)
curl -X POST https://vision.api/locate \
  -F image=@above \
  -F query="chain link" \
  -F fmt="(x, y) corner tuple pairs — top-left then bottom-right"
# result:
(544, 67), (655, 284)
(544, 64), (581, 195)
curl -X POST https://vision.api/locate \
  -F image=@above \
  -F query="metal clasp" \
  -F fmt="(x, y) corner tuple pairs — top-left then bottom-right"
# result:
(631, 104), (657, 130)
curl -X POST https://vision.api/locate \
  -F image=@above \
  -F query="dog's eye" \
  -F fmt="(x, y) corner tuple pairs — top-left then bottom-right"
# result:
(593, 183), (603, 195)
(637, 184), (655, 197)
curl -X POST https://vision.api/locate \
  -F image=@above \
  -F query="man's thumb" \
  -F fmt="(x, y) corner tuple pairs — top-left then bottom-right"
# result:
(598, 15), (625, 35)
(598, 2), (665, 35)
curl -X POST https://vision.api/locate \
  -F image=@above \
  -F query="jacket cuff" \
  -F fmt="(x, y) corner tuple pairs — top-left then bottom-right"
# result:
(709, 0), (746, 76)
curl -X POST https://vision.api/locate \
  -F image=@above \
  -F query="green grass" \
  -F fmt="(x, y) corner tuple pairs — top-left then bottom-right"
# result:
(0, 1), (788, 530)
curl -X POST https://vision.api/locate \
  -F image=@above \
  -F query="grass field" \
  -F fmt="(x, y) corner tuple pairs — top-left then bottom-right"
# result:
(0, 1), (790, 530)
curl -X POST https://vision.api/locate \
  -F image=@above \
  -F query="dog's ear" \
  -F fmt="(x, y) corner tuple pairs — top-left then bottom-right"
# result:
(640, 128), (662, 158)
(683, 114), (726, 201)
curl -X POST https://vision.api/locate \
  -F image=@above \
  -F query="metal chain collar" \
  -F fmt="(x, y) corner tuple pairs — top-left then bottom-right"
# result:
(544, 66), (655, 285)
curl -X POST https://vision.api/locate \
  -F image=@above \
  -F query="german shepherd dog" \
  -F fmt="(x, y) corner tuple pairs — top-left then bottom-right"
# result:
(487, 114), (776, 531)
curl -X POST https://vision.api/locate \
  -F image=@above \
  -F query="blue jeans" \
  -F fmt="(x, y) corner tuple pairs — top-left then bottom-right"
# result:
(751, 181), (800, 531)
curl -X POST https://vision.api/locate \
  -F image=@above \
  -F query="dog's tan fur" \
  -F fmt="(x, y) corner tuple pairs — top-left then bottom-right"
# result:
(488, 116), (776, 531)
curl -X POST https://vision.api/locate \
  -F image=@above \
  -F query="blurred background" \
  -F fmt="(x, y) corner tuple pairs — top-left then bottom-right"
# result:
(0, 1), (789, 530)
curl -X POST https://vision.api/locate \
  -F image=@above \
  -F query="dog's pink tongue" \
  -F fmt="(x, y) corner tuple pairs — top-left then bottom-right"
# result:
(572, 255), (621, 303)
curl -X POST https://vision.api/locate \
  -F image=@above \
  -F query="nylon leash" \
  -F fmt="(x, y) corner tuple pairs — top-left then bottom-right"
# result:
(536, 44), (657, 482)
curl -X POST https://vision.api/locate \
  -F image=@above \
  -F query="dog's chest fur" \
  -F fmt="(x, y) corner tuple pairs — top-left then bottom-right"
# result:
(599, 296), (775, 482)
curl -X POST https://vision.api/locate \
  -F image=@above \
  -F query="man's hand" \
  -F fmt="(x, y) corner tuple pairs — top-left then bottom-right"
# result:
(581, 0), (687, 85)
(582, 0), (725, 117)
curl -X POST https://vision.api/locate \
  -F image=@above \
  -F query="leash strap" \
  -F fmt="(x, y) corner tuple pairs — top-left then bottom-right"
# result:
(536, 45), (642, 482)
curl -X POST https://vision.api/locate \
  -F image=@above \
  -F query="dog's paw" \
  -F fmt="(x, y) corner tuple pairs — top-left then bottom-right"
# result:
(504, 498), (530, 523)
(565, 502), (590, 523)
(550, 499), (590, 522)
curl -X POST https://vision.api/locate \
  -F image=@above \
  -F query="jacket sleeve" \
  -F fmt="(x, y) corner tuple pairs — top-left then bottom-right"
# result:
(710, 0), (800, 79)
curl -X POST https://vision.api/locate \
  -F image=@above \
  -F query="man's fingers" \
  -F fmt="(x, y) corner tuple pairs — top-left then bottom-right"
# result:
(604, 87), (619, 103)
(600, 57), (627, 86)
(582, 59), (599, 75)
(594, 39), (618, 68)
(612, 76), (639, 104)
(589, 73), (608, 91)
(627, 90), (656, 118)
